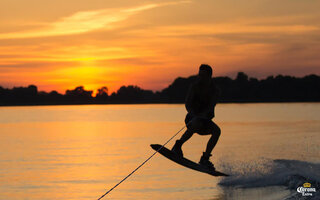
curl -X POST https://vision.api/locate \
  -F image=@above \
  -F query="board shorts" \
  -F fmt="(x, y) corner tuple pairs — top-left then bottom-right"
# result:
(185, 113), (216, 135)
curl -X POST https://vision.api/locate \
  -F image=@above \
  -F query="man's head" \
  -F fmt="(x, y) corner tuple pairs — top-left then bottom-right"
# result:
(198, 64), (212, 82)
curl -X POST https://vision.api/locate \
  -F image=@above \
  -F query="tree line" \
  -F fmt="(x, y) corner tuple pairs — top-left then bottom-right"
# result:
(0, 72), (319, 106)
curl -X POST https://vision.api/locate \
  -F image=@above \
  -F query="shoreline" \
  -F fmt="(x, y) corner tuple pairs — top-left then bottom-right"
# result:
(1, 101), (319, 107)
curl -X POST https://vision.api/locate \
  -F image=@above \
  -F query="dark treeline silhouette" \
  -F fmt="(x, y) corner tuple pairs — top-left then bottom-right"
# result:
(0, 72), (319, 106)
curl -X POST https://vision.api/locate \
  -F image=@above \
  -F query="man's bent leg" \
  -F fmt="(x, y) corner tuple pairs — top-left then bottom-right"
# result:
(204, 122), (221, 155)
(172, 116), (202, 156)
(172, 129), (194, 157)
(179, 129), (194, 144)
(199, 122), (221, 170)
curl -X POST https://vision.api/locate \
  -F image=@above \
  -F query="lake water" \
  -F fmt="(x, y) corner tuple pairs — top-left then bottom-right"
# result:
(0, 103), (319, 200)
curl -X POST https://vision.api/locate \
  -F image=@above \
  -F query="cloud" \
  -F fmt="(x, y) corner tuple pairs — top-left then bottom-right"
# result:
(142, 24), (319, 38)
(0, 1), (190, 40)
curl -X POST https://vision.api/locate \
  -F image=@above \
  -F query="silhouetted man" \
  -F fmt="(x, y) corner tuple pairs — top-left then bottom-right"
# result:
(171, 64), (221, 170)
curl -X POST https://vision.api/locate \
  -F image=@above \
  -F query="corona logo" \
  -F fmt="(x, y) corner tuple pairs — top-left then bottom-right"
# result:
(297, 182), (316, 196)
(303, 183), (311, 188)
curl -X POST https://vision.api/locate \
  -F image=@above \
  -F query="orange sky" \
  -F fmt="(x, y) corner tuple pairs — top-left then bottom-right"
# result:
(0, 0), (319, 94)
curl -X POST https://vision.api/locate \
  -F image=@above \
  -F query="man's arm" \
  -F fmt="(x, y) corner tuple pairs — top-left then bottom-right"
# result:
(185, 84), (196, 115)
(200, 85), (220, 119)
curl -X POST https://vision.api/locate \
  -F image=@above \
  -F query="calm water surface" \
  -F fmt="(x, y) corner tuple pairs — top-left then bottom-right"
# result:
(0, 103), (319, 200)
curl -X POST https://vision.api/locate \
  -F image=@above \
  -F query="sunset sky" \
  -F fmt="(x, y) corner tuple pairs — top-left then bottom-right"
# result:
(0, 0), (319, 94)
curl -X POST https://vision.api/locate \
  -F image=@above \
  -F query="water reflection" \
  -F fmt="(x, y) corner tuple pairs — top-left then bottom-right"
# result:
(0, 103), (319, 199)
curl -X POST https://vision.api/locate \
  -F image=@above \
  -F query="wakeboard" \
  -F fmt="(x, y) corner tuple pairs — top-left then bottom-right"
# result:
(150, 144), (229, 177)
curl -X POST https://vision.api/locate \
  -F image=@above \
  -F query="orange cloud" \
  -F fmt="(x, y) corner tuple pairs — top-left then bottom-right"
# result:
(0, 1), (191, 39)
